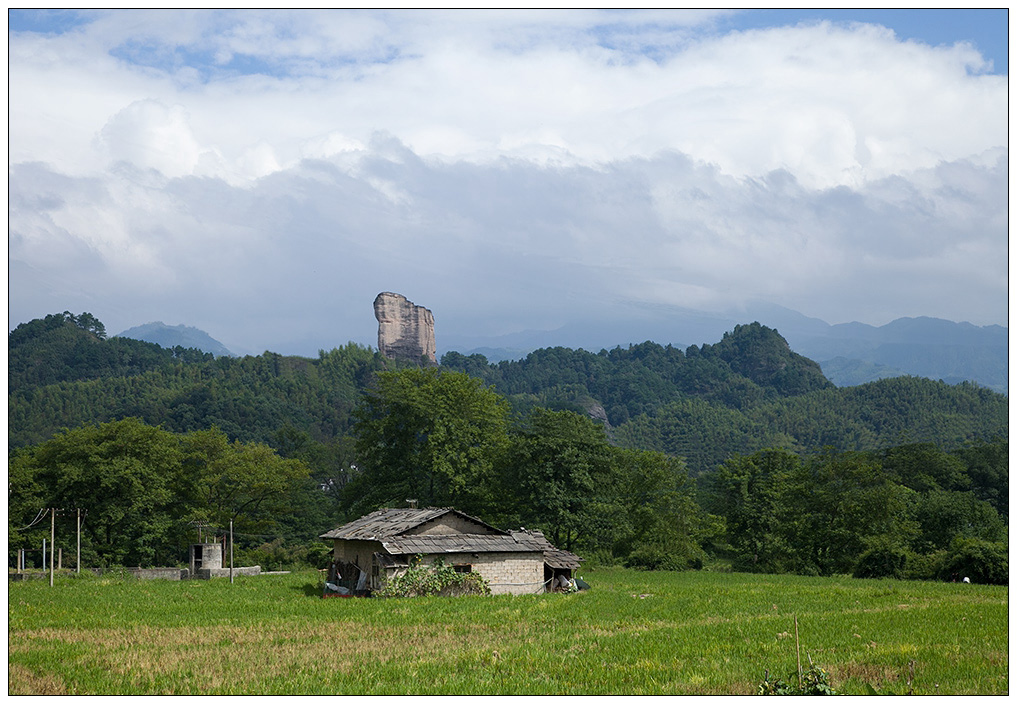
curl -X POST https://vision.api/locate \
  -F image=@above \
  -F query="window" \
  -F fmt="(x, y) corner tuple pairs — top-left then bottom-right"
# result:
(453, 564), (472, 574)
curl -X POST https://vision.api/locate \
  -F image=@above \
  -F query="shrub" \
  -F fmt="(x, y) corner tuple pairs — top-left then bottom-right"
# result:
(624, 545), (702, 571)
(902, 549), (946, 581)
(232, 539), (333, 571)
(853, 544), (907, 579)
(758, 662), (837, 695)
(939, 538), (1008, 585)
(377, 557), (492, 597)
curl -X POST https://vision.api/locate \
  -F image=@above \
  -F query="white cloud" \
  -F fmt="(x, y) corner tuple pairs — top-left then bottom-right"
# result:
(9, 13), (1006, 186)
(9, 140), (1005, 352)
(99, 100), (203, 177)
(7, 10), (1008, 351)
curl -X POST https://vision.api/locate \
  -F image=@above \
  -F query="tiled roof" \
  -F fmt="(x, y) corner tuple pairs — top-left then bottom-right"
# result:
(319, 507), (505, 540)
(511, 529), (584, 570)
(382, 533), (542, 555)
(320, 508), (582, 570)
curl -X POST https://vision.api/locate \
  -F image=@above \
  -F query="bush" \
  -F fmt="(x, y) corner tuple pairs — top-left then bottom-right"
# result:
(902, 549), (946, 581)
(624, 545), (702, 571)
(758, 662), (837, 695)
(377, 557), (492, 597)
(233, 539), (333, 571)
(853, 544), (908, 579)
(939, 538), (1008, 585)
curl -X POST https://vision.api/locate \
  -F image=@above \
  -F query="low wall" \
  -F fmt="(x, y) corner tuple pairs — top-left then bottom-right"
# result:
(195, 566), (262, 579)
(133, 567), (188, 581)
(11, 566), (265, 581)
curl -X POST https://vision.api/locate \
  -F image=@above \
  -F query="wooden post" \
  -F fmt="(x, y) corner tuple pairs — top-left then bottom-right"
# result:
(794, 614), (802, 688)
(50, 508), (55, 587)
(43, 538), (46, 574)
(58, 548), (62, 571)
(18, 549), (23, 573)
(229, 519), (234, 584)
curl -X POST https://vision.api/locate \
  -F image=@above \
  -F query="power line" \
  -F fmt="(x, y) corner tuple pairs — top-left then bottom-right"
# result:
(17, 508), (48, 531)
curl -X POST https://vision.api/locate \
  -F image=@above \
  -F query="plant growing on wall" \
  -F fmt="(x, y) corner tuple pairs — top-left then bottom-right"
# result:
(377, 557), (491, 597)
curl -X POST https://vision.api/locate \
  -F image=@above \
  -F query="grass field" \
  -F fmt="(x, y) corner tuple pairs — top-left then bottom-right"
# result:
(7, 567), (1008, 695)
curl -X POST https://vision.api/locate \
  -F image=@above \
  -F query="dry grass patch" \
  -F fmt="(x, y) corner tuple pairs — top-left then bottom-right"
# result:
(8, 663), (68, 695)
(10, 620), (515, 693)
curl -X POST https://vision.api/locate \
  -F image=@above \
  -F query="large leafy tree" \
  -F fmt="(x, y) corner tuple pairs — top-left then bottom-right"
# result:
(780, 450), (918, 575)
(709, 448), (802, 572)
(504, 408), (617, 551)
(9, 418), (181, 566)
(178, 428), (309, 535)
(8, 419), (310, 567)
(613, 447), (713, 570)
(343, 368), (511, 519)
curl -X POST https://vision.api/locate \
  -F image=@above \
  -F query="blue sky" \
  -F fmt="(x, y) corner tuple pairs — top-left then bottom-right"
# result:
(9, 9), (1008, 75)
(8, 10), (1008, 355)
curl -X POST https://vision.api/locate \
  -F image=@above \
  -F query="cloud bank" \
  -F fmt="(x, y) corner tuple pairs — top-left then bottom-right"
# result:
(8, 10), (1008, 354)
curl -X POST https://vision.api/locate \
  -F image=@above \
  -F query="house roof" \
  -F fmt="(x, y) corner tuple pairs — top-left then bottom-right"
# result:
(320, 508), (582, 570)
(511, 529), (584, 570)
(319, 507), (506, 541)
(382, 533), (541, 556)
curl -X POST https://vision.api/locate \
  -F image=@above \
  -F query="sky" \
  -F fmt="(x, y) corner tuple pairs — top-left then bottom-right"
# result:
(8, 9), (1009, 356)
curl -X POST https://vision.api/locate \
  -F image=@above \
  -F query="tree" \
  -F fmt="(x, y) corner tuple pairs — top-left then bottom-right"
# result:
(504, 408), (616, 551)
(880, 443), (970, 493)
(9, 418), (181, 566)
(344, 368), (511, 519)
(954, 438), (1008, 518)
(615, 448), (710, 570)
(913, 490), (1006, 552)
(780, 450), (917, 576)
(178, 428), (309, 535)
(710, 448), (801, 573)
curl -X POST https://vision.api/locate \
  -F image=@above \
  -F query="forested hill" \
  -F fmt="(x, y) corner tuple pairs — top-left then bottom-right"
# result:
(9, 312), (214, 389)
(8, 313), (1007, 475)
(442, 322), (834, 426)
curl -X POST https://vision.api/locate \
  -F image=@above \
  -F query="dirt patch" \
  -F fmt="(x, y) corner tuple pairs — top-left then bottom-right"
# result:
(827, 661), (902, 689)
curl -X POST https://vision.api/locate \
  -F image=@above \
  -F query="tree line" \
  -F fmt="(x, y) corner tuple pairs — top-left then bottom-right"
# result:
(8, 369), (1006, 583)
(8, 312), (1008, 579)
(9, 418), (315, 568)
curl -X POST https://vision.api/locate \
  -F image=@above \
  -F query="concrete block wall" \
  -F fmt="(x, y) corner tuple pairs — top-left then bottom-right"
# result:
(197, 566), (261, 579)
(472, 552), (545, 595)
(415, 552), (545, 595)
(331, 540), (548, 595)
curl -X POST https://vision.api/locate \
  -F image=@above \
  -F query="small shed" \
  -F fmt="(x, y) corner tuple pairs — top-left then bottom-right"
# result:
(319, 507), (581, 596)
(189, 542), (222, 573)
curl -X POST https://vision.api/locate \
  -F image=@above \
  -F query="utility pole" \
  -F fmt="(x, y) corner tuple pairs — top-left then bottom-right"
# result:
(229, 519), (234, 584)
(76, 508), (81, 574)
(50, 507), (55, 587)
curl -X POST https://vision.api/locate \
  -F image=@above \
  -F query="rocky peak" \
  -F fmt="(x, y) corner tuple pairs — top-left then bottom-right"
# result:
(374, 292), (437, 364)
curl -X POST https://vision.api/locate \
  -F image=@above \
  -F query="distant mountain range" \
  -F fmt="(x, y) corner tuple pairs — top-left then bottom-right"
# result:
(439, 304), (1007, 394)
(113, 305), (1006, 393)
(116, 322), (234, 357)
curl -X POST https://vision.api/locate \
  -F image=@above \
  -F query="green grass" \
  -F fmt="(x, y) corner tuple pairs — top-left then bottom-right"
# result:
(7, 568), (1008, 695)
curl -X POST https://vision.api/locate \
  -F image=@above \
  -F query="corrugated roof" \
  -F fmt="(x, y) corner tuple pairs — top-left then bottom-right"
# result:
(319, 507), (506, 540)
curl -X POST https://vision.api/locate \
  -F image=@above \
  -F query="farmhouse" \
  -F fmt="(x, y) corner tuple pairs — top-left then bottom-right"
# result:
(319, 507), (581, 595)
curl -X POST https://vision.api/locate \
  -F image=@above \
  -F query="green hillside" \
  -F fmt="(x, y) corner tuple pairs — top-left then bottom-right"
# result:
(9, 312), (1007, 581)
(10, 314), (1005, 469)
